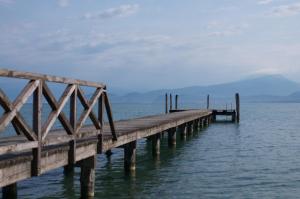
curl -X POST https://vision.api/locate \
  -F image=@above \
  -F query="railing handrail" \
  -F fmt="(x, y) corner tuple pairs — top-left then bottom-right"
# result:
(0, 68), (117, 176)
(0, 68), (106, 88)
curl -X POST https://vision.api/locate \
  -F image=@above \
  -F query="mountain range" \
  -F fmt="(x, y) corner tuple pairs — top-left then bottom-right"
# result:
(109, 75), (300, 103)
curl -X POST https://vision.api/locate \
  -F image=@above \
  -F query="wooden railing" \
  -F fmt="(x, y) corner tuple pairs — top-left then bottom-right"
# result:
(0, 69), (117, 175)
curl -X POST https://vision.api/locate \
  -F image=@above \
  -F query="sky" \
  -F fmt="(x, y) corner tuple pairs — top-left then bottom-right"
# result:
(0, 0), (300, 91)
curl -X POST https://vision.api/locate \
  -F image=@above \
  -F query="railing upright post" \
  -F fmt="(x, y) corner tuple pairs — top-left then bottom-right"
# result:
(97, 92), (104, 153)
(32, 80), (42, 176)
(69, 85), (77, 164)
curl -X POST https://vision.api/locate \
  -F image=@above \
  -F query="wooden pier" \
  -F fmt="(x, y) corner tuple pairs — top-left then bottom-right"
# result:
(0, 69), (239, 198)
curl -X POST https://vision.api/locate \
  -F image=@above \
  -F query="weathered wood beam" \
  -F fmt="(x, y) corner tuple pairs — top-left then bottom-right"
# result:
(103, 92), (117, 141)
(0, 69), (105, 88)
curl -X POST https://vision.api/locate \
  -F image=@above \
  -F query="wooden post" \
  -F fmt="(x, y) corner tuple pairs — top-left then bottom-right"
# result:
(235, 93), (240, 123)
(175, 95), (178, 110)
(207, 94), (210, 109)
(80, 155), (96, 198)
(178, 124), (186, 140)
(165, 93), (168, 114)
(64, 86), (77, 175)
(169, 94), (172, 111)
(167, 127), (176, 146)
(105, 150), (112, 158)
(186, 122), (193, 136)
(199, 119), (203, 129)
(151, 133), (160, 156)
(2, 183), (17, 199)
(32, 80), (42, 176)
(97, 93), (104, 154)
(124, 141), (136, 172)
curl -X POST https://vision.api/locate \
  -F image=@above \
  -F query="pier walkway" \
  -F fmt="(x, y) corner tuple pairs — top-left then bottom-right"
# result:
(0, 69), (238, 198)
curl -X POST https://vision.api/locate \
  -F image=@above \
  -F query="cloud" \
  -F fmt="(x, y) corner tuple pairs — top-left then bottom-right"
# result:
(258, 0), (273, 5)
(83, 4), (139, 20)
(0, 0), (14, 5)
(58, 0), (69, 7)
(270, 3), (300, 17)
(207, 22), (249, 37)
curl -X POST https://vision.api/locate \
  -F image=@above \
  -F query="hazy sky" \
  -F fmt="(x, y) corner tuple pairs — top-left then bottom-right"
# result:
(0, 0), (300, 90)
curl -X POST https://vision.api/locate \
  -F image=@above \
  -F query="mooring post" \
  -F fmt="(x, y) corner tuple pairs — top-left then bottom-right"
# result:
(169, 94), (173, 111)
(151, 133), (161, 156)
(207, 94), (210, 109)
(235, 93), (240, 123)
(80, 155), (96, 199)
(175, 94), (178, 110)
(2, 183), (17, 199)
(168, 127), (176, 146)
(124, 141), (137, 172)
(165, 93), (168, 114)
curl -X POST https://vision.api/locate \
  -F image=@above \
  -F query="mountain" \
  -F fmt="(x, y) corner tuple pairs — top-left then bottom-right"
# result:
(110, 75), (300, 103)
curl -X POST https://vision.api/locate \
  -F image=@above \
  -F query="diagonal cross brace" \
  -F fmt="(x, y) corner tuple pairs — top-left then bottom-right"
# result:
(0, 80), (39, 141)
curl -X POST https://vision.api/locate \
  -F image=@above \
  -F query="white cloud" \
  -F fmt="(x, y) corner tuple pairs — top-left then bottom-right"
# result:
(58, 0), (69, 7)
(258, 0), (273, 5)
(270, 3), (300, 17)
(0, 0), (14, 5)
(84, 4), (139, 20)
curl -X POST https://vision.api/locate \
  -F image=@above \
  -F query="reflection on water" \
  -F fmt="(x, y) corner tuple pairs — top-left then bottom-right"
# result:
(2, 103), (300, 198)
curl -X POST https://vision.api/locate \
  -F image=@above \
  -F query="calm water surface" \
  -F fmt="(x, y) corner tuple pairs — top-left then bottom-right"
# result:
(2, 103), (300, 199)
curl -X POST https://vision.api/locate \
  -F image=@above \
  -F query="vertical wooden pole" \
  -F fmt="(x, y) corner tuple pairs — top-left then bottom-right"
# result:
(235, 93), (240, 123)
(151, 133), (160, 156)
(169, 94), (172, 111)
(175, 95), (178, 110)
(165, 93), (168, 114)
(2, 183), (17, 199)
(178, 124), (186, 140)
(32, 80), (42, 176)
(186, 122), (193, 136)
(80, 155), (96, 198)
(168, 127), (176, 146)
(207, 94), (210, 109)
(124, 141), (137, 172)
(65, 85), (77, 175)
(97, 93), (104, 154)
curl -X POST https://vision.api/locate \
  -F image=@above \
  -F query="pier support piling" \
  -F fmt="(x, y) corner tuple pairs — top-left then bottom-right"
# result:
(178, 124), (187, 140)
(168, 128), (176, 146)
(64, 164), (75, 176)
(2, 183), (17, 199)
(124, 141), (137, 172)
(186, 122), (193, 136)
(80, 155), (96, 199)
(151, 133), (161, 156)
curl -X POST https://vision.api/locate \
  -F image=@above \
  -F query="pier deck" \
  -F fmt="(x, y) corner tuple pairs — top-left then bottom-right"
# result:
(0, 69), (238, 198)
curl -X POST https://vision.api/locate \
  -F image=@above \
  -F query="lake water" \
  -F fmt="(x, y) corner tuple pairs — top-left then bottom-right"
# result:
(2, 102), (300, 198)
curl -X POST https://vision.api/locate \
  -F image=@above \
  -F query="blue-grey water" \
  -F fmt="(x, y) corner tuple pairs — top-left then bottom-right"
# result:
(2, 102), (300, 198)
